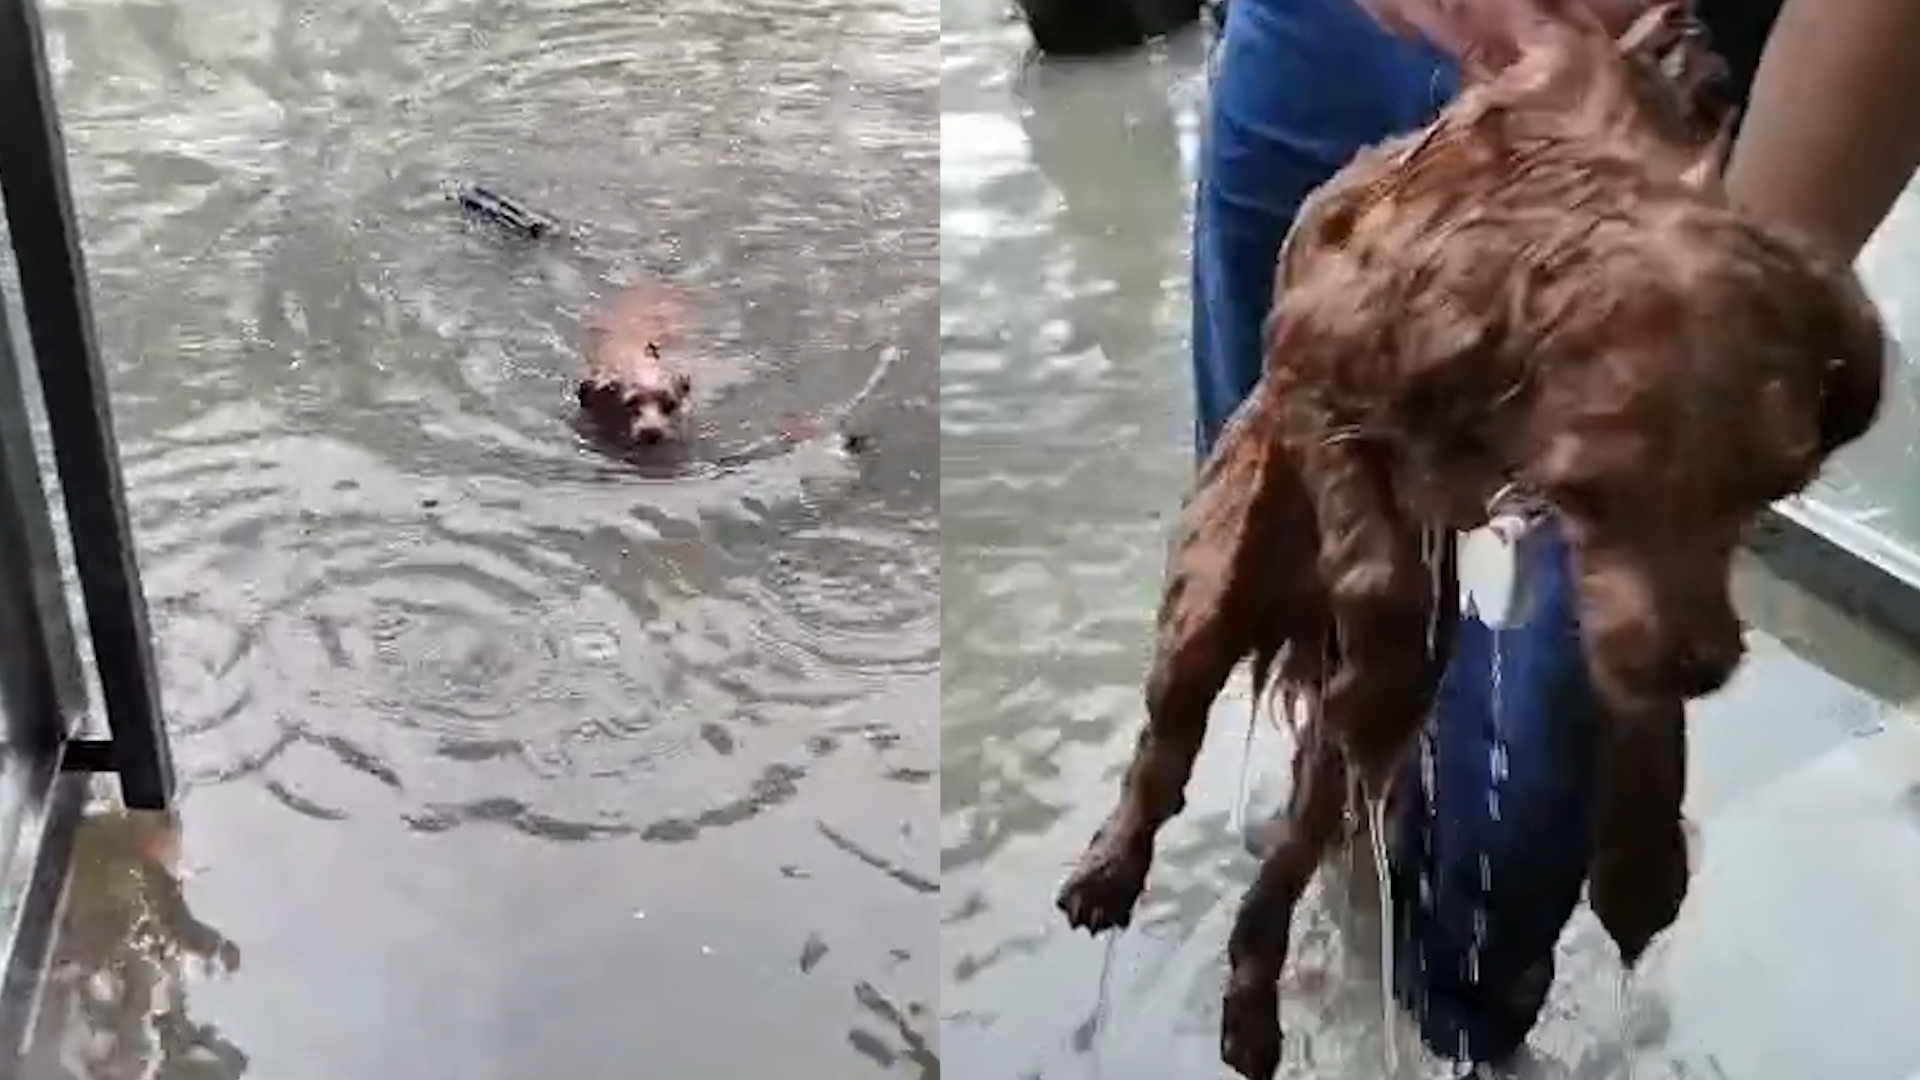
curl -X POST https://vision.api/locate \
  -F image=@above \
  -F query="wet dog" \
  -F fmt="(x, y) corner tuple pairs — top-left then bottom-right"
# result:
(1055, 8), (1884, 1078)
(577, 282), (695, 448)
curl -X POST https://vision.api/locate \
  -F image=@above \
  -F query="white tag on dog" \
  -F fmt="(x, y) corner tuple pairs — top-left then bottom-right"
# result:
(1458, 515), (1534, 629)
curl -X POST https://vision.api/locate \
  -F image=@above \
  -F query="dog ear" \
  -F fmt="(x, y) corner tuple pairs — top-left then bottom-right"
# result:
(577, 377), (617, 409)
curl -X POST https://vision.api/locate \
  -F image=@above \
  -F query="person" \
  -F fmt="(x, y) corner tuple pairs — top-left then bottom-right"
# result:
(1193, 0), (1920, 1065)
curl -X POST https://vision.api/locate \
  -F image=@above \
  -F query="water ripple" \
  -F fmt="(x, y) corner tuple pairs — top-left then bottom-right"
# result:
(30, 0), (937, 1072)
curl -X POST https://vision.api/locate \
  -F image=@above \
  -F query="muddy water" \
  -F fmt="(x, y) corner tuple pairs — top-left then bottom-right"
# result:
(15, 0), (938, 1076)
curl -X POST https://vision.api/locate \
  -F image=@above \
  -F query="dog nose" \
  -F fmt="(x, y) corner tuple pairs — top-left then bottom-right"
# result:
(1661, 639), (1742, 698)
(635, 428), (664, 445)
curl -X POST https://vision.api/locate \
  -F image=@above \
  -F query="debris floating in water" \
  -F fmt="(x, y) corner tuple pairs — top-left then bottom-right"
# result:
(453, 183), (556, 238)
(799, 933), (830, 973)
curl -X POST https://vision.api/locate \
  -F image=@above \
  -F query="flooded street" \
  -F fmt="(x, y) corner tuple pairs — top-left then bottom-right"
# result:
(940, 4), (1920, 1079)
(14, 0), (938, 1076)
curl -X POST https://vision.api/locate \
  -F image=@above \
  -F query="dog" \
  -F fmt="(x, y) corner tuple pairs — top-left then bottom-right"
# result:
(1055, 8), (1885, 1079)
(577, 281), (695, 447)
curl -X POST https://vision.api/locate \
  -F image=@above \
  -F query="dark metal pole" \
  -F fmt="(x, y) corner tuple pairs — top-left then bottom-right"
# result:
(0, 296), (86, 765)
(0, 0), (175, 809)
(0, 259), (95, 1080)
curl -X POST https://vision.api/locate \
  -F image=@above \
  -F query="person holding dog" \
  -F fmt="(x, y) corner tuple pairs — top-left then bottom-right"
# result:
(1194, 0), (1920, 1065)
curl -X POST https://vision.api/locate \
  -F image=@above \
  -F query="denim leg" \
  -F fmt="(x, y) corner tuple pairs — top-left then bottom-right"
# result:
(1392, 522), (1603, 1063)
(1191, 0), (1451, 454)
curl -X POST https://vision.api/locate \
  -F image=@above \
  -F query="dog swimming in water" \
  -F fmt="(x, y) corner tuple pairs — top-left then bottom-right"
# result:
(577, 281), (695, 448)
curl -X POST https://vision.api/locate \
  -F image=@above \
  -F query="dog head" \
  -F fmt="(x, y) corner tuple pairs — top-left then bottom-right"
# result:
(1280, 8), (1885, 707)
(1511, 12), (1883, 702)
(579, 282), (694, 447)
(577, 344), (693, 447)
(1525, 213), (1883, 703)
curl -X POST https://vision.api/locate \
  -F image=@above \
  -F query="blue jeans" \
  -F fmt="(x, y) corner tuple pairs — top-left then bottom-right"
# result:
(1194, 0), (1604, 1062)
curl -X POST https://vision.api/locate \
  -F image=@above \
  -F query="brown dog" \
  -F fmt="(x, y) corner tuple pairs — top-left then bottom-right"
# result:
(577, 281), (695, 447)
(1056, 8), (1885, 1078)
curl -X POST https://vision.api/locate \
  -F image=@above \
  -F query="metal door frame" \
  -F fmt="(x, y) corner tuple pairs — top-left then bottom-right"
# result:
(0, 0), (179, 1060)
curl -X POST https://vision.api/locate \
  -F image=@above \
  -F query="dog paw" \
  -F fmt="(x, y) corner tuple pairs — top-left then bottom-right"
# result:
(1055, 831), (1150, 933)
(1220, 979), (1283, 1080)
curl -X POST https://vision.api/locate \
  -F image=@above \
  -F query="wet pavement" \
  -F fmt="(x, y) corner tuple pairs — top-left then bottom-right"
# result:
(8, 0), (938, 1076)
(939, 7), (1920, 1080)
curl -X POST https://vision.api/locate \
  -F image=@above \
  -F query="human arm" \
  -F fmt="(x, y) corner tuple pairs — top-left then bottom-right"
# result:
(1724, 0), (1920, 260)
(1358, 0), (1920, 258)
(1350, 0), (1649, 67)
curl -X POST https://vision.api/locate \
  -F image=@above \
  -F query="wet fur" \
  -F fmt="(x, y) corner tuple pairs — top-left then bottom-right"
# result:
(1056, 8), (1885, 1077)
(577, 282), (695, 447)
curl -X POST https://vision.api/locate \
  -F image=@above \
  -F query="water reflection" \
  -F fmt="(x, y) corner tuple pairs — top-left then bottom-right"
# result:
(24, 0), (938, 1072)
(941, 9), (1237, 1076)
(26, 810), (245, 1080)
(1012, 41), (1199, 367)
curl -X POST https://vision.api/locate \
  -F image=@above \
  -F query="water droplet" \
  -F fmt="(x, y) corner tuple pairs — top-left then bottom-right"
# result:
(1365, 789), (1400, 1075)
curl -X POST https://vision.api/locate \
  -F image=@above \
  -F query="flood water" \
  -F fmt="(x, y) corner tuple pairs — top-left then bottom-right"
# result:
(12, 0), (939, 1076)
(941, 4), (1920, 1080)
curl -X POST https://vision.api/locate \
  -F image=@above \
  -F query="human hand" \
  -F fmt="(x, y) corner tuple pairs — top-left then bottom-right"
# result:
(1353, 0), (1660, 67)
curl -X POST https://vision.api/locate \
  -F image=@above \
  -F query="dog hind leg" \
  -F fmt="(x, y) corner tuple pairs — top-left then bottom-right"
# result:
(1220, 711), (1347, 1080)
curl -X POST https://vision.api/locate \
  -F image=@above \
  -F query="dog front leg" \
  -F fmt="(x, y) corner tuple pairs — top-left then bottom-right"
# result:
(1058, 409), (1306, 934)
(1220, 720), (1346, 1080)
(1055, 539), (1265, 932)
(1587, 697), (1689, 968)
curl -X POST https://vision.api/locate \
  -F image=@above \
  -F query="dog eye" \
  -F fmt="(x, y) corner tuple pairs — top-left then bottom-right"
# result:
(658, 397), (680, 415)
